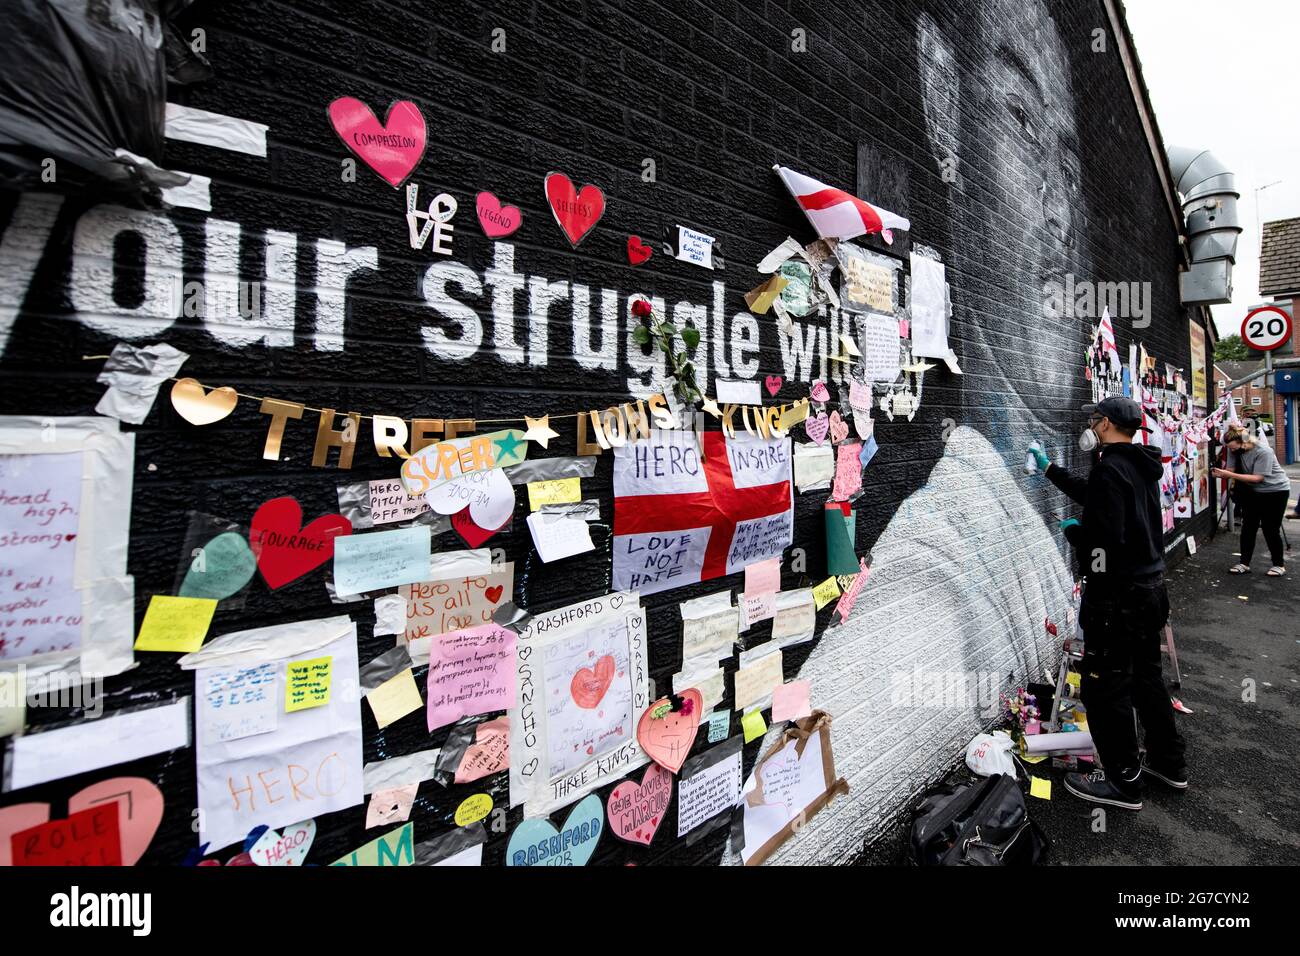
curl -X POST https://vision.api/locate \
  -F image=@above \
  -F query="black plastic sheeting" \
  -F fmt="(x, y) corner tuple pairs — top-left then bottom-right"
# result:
(0, 0), (210, 202)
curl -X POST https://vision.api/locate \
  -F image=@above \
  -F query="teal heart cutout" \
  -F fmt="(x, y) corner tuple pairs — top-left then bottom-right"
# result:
(506, 794), (603, 866)
(179, 531), (257, 601)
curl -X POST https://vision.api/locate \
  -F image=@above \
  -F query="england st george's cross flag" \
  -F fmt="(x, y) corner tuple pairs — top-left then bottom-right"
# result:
(613, 430), (793, 596)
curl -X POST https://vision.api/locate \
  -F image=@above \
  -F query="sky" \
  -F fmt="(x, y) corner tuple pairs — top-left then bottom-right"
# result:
(1123, 0), (1300, 338)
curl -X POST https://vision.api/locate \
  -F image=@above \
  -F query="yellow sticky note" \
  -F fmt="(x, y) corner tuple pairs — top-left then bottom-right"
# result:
(286, 655), (333, 712)
(812, 576), (841, 610)
(134, 595), (218, 652)
(455, 793), (493, 827)
(527, 478), (581, 511)
(1066, 671), (1081, 691)
(1029, 777), (1052, 800)
(365, 668), (422, 729)
(741, 708), (768, 743)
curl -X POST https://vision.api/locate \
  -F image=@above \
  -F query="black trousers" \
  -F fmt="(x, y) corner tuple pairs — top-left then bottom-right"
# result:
(1079, 580), (1186, 778)
(1239, 489), (1289, 567)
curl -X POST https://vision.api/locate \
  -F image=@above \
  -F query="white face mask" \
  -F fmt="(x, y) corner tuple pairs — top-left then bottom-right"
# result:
(1078, 427), (1099, 452)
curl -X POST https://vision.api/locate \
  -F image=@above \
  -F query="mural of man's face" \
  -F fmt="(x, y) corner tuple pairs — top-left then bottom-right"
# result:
(919, 0), (1086, 446)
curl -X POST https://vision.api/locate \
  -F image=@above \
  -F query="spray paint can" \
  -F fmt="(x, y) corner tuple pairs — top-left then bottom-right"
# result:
(1025, 441), (1043, 475)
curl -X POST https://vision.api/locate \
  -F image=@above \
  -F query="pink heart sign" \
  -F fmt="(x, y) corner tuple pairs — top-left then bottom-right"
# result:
(606, 763), (673, 846)
(765, 375), (783, 397)
(476, 191), (523, 238)
(571, 655), (615, 709)
(810, 380), (831, 403)
(328, 97), (427, 188)
(544, 172), (605, 247)
(636, 689), (702, 774)
(805, 412), (830, 446)
(829, 410), (850, 444)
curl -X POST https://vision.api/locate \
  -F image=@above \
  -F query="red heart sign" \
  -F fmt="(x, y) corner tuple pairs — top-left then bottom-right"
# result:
(451, 505), (508, 549)
(249, 497), (352, 590)
(636, 689), (702, 774)
(484, 585), (504, 604)
(606, 763), (673, 846)
(627, 235), (653, 265)
(327, 97), (427, 188)
(476, 191), (523, 238)
(765, 374), (783, 397)
(571, 655), (616, 709)
(544, 172), (605, 247)
(1, 777), (164, 867)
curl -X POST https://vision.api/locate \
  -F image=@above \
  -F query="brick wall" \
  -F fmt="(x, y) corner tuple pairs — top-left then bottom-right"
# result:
(0, 0), (1215, 865)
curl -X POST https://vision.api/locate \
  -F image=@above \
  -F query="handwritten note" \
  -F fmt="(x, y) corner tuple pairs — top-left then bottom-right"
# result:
(677, 739), (743, 838)
(832, 443), (864, 501)
(542, 617), (634, 780)
(733, 648), (784, 712)
(681, 607), (739, 671)
(134, 595), (218, 653)
(861, 311), (901, 382)
(11, 804), (121, 866)
(365, 668), (423, 729)
(744, 557), (781, 597)
(526, 478), (581, 511)
(333, 525), (431, 595)
(812, 576), (842, 610)
(706, 710), (730, 743)
(740, 592), (776, 630)
(771, 589), (816, 646)
(402, 563), (513, 645)
(368, 478), (429, 525)
(426, 624), (517, 731)
(454, 715), (510, 783)
(202, 662), (278, 744)
(0, 452), (83, 660)
(285, 656), (333, 712)
(525, 512), (594, 562)
(676, 225), (717, 269)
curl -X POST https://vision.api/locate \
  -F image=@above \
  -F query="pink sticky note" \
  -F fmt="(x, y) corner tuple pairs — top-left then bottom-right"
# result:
(899, 318), (910, 338)
(366, 783), (418, 829)
(772, 680), (812, 722)
(454, 715), (510, 783)
(744, 557), (781, 597)
(832, 442), (863, 501)
(426, 623), (517, 732)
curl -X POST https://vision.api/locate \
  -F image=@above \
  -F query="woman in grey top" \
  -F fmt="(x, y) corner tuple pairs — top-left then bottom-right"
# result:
(1213, 426), (1291, 576)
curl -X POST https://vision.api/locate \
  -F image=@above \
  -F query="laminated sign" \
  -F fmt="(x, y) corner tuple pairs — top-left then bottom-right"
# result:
(613, 432), (793, 596)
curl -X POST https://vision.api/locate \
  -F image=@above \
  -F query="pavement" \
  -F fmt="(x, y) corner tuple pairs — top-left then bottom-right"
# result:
(860, 490), (1300, 865)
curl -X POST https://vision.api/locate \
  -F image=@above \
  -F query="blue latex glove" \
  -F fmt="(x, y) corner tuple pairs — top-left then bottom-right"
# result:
(1031, 445), (1051, 472)
(1059, 518), (1081, 533)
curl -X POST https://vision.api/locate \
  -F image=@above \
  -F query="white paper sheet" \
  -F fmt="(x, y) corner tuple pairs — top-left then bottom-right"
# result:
(525, 512), (594, 562)
(5, 698), (191, 791)
(909, 253), (950, 360)
(716, 379), (762, 406)
(165, 103), (269, 156)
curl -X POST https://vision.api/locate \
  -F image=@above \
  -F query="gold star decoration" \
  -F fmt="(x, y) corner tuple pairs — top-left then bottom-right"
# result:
(701, 397), (722, 419)
(523, 414), (560, 449)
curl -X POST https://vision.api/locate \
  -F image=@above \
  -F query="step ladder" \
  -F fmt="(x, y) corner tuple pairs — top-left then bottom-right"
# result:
(1048, 624), (1182, 733)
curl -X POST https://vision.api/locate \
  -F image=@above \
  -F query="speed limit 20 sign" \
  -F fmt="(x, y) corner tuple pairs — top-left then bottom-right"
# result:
(1242, 306), (1293, 352)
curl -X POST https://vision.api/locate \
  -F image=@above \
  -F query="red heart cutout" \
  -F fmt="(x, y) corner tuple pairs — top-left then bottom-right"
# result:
(545, 172), (605, 247)
(636, 689), (703, 774)
(606, 763), (673, 846)
(765, 374), (783, 397)
(476, 191), (523, 238)
(327, 97), (427, 188)
(570, 654), (616, 708)
(451, 505), (509, 548)
(485, 585), (504, 604)
(249, 497), (352, 590)
(1, 777), (163, 867)
(627, 235), (653, 265)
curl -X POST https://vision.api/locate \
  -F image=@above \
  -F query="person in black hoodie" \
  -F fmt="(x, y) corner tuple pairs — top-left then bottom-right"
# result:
(1029, 396), (1187, 810)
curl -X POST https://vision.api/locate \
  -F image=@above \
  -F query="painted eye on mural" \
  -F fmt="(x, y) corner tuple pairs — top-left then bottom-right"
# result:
(1006, 95), (1040, 146)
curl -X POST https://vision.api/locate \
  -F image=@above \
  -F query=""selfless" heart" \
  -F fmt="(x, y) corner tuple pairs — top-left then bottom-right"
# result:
(328, 97), (427, 188)
(248, 497), (352, 590)
(544, 172), (605, 247)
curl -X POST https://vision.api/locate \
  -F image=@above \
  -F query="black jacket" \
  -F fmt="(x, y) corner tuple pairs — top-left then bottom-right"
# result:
(1046, 443), (1165, 585)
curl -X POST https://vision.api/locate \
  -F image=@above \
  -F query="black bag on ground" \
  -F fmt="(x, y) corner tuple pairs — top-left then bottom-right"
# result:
(910, 773), (1048, 866)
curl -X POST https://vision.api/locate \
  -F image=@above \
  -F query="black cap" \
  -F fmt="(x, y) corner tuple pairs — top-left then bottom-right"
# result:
(1084, 395), (1150, 432)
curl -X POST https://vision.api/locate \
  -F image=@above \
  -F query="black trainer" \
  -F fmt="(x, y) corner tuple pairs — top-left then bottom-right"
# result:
(1141, 757), (1189, 790)
(1063, 769), (1143, 810)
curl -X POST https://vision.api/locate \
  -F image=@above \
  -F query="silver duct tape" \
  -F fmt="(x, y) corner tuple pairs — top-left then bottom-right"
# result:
(504, 456), (597, 485)
(359, 645), (414, 691)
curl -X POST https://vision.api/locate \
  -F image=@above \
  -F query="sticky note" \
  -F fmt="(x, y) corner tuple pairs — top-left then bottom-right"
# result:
(741, 709), (768, 743)
(1066, 671), (1081, 692)
(1029, 777), (1052, 800)
(527, 477), (581, 511)
(706, 709), (730, 743)
(772, 679), (812, 722)
(365, 668), (423, 729)
(366, 783), (418, 829)
(812, 576), (841, 610)
(286, 655), (333, 712)
(455, 793), (493, 826)
(333, 525), (431, 595)
(134, 595), (218, 652)
(744, 557), (781, 597)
